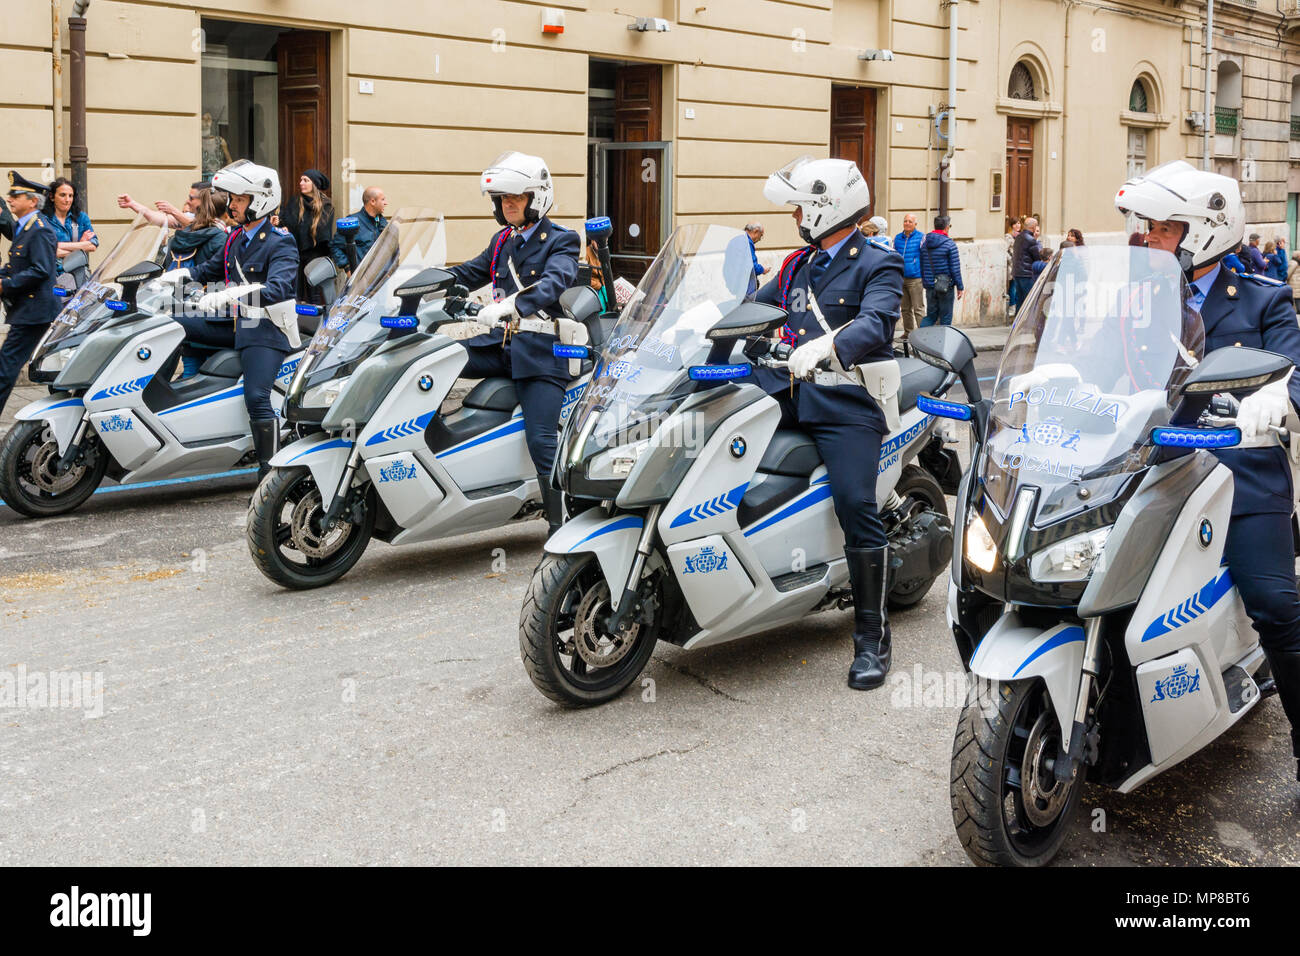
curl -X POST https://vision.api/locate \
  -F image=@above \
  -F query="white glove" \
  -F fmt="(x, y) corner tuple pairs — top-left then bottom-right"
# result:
(478, 294), (519, 327)
(158, 268), (190, 285)
(788, 335), (836, 380)
(1236, 375), (1292, 441)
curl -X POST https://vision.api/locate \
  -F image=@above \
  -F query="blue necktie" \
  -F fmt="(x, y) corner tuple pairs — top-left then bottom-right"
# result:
(810, 250), (831, 286)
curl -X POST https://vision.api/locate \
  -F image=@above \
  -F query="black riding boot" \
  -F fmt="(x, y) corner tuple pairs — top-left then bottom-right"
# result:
(846, 546), (892, 690)
(251, 419), (279, 484)
(539, 479), (564, 537)
(1264, 649), (1300, 783)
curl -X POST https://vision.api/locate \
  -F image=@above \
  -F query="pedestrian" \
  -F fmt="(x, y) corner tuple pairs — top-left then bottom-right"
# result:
(1006, 216), (1023, 315)
(1031, 244), (1053, 276)
(584, 237), (610, 312)
(446, 151), (580, 536)
(1288, 250), (1300, 313)
(744, 221), (766, 277)
(0, 172), (58, 417)
(42, 177), (97, 272)
(1067, 228), (1085, 246)
(1245, 232), (1267, 274)
(862, 216), (892, 252)
(279, 168), (335, 302)
(919, 214), (963, 327)
(331, 186), (388, 273)
(1266, 237), (1288, 282)
(1012, 216), (1042, 304)
(1223, 243), (1247, 275)
(893, 212), (925, 343)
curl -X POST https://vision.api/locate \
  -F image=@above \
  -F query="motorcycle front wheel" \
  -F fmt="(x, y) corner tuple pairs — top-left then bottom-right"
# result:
(519, 551), (660, 707)
(0, 420), (108, 518)
(246, 466), (375, 589)
(950, 677), (1083, 867)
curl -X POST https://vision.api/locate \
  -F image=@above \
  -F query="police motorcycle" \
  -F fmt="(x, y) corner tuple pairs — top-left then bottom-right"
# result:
(0, 214), (307, 518)
(517, 224), (961, 706)
(246, 212), (605, 589)
(911, 244), (1295, 867)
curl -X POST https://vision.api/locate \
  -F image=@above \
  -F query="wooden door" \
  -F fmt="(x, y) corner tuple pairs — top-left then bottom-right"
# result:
(830, 86), (877, 216)
(277, 32), (330, 207)
(611, 64), (662, 282)
(1005, 118), (1034, 222)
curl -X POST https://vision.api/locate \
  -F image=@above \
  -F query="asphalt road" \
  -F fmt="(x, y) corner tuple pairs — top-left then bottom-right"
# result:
(1, 349), (1298, 865)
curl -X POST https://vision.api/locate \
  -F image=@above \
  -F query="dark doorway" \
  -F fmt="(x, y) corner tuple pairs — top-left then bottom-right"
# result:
(1005, 118), (1035, 222)
(589, 60), (667, 284)
(830, 86), (877, 217)
(278, 32), (330, 200)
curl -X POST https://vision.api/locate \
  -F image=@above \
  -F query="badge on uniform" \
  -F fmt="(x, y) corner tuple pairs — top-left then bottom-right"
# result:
(1227, 285), (1238, 298)
(849, 246), (858, 256)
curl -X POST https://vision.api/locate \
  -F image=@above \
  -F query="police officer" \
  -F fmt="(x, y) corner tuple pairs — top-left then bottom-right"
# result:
(172, 160), (299, 480)
(756, 157), (904, 690)
(1118, 160), (1300, 784)
(0, 172), (58, 417)
(448, 151), (579, 534)
(331, 186), (388, 273)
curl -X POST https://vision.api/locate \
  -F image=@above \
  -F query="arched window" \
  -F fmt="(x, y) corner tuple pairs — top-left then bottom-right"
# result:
(1128, 78), (1150, 114)
(1008, 62), (1037, 101)
(1215, 61), (1242, 138)
(1290, 76), (1300, 142)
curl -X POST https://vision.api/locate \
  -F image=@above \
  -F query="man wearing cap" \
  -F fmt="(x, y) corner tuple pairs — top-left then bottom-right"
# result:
(0, 172), (58, 416)
(1245, 232), (1268, 275)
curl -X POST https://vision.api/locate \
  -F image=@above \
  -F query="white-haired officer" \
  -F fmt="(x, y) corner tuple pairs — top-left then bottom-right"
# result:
(1118, 160), (1300, 784)
(756, 156), (904, 690)
(448, 151), (580, 534)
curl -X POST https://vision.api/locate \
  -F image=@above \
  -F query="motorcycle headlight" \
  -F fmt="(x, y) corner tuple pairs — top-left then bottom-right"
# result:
(587, 438), (651, 480)
(965, 513), (999, 573)
(35, 349), (72, 374)
(303, 379), (346, 408)
(1029, 527), (1110, 583)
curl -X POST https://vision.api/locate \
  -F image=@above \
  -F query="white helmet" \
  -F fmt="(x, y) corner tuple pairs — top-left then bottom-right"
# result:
(867, 215), (889, 235)
(480, 151), (554, 226)
(212, 159), (281, 223)
(1114, 160), (1244, 273)
(763, 156), (871, 244)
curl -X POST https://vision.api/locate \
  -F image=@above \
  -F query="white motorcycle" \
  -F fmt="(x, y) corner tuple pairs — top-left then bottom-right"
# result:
(0, 215), (304, 517)
(246, 249), (606, 589)
(912, 244), (1295, 866)
(517, 224), (962, 706)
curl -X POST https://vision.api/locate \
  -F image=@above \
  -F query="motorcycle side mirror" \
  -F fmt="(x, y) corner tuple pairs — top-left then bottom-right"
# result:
(558, 285), (601, 324)
(113, 259), (165, 311)
(61, 249), (90, 275)
(1177, 345), (1293, 398)
(303, 255), (339, 302)
(909, 325), (980, 396)
(394, 267), (456, 316)
(704, 302), (788, 340)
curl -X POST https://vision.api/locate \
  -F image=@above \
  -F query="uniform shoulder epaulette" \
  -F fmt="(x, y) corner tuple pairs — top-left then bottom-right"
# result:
(272, 226), (290, 236)
(1244, 272), (1285, 287)
(867, 237), (895, 254)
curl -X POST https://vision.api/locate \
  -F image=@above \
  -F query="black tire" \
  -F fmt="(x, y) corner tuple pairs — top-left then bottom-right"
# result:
(887, 464), (950, 610)
(519, 551), (660, 707)
(246, 466), (375, 589)
(0, 420), (108, 518)
(951, 677), (1084, 867)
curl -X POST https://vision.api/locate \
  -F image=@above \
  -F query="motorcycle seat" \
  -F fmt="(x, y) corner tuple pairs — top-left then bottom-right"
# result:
(758, 430), (822, 477)
(463, 377), (519, 413)
(898, 356), (947, 413)
(198, 349), (243, 379)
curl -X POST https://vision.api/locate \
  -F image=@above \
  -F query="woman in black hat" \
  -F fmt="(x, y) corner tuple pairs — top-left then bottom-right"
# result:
(278, 168), (335, 302)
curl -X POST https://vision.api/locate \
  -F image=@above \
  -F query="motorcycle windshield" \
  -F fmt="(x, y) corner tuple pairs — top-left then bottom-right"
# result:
(563, 223), (756, 464)
(39, 214), (169, 352)
(292, 208), (446, 394)
(982, 245), (1203, 524)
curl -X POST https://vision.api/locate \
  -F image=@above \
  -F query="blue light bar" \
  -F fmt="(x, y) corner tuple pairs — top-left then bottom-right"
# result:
(295, 303), (322, 316)
(553, 344), (591, 359)
(380, 315), (418, 329)
(335, 216), (360, 233)
(687, 363), (753, 381)
(1151, 426), (1241, 448)
(917, 392), (972, 421)
(53, 286), (71, 297)
(105, 299), (129, 312)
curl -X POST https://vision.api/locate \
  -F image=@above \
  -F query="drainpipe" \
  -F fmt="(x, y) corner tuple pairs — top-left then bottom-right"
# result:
(52, 1), (63, 180)
(938, 0), (959, 218)
(1202, 0), (1214, 171)
(69, 0), (91, 206)
(1059, 1), (1071, 239)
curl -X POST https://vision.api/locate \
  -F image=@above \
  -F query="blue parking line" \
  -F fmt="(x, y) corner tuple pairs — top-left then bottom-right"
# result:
(0, 468), (256, 509)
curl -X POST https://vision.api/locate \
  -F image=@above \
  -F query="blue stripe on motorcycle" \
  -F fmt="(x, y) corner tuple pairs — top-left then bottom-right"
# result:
(575, 514), (644, 547)
(286, 437), (353, 463)
(39, 398), (85, 411)
(1012, 626), (1085, 677)
(157, 385), (245, 416)
(741, 484), (834, 538)
(435, 418), (526, 458)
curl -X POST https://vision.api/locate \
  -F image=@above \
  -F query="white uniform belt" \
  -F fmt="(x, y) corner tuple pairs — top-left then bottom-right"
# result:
(240, 305), (268, 319)
(514, 317), (556, 335)
(811, 369), (861, 388)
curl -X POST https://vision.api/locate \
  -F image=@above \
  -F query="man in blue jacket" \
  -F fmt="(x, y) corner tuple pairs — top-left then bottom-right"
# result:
(919, 215), (964, 327)
(331, 186), (388, 272)
(893, 213), (925, 343)
(0, 172), (58, 417)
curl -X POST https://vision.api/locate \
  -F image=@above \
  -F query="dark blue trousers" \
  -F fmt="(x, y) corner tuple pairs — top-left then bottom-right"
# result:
(175, 315), (285, 422)
(1225, 512), (1300, 654)
(774, 391), (887, 550)
(921, 285), (956, 327)
(462, 344), (564, 478)
(0, 323), (48, 417)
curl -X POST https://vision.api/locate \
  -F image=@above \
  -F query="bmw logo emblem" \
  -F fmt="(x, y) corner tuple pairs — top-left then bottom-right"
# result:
(1198, 518), (1213, 549)
(136, 346), (151, 361)
(730, 436), (746, 459)
(418, 375), (434, 392)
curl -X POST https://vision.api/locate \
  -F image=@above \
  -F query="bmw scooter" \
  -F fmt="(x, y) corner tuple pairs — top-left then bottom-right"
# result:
(0, 214), (307, 517)
(913, 244), (1295, 866)
(246, 244), (606, 589)
(517, 224), (961, 706)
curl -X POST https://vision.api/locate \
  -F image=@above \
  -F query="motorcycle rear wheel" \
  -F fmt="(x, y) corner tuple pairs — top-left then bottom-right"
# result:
(0, 420), (108, 518)
(951, 677), (1083, 867)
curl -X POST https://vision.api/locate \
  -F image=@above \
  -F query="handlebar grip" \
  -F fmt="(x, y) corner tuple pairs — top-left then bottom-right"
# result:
(465, 302), (482, 317)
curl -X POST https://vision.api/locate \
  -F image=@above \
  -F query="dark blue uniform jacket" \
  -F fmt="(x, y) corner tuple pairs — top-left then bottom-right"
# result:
(192, 217), (299, 351)
(1, 212), (58, 327)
